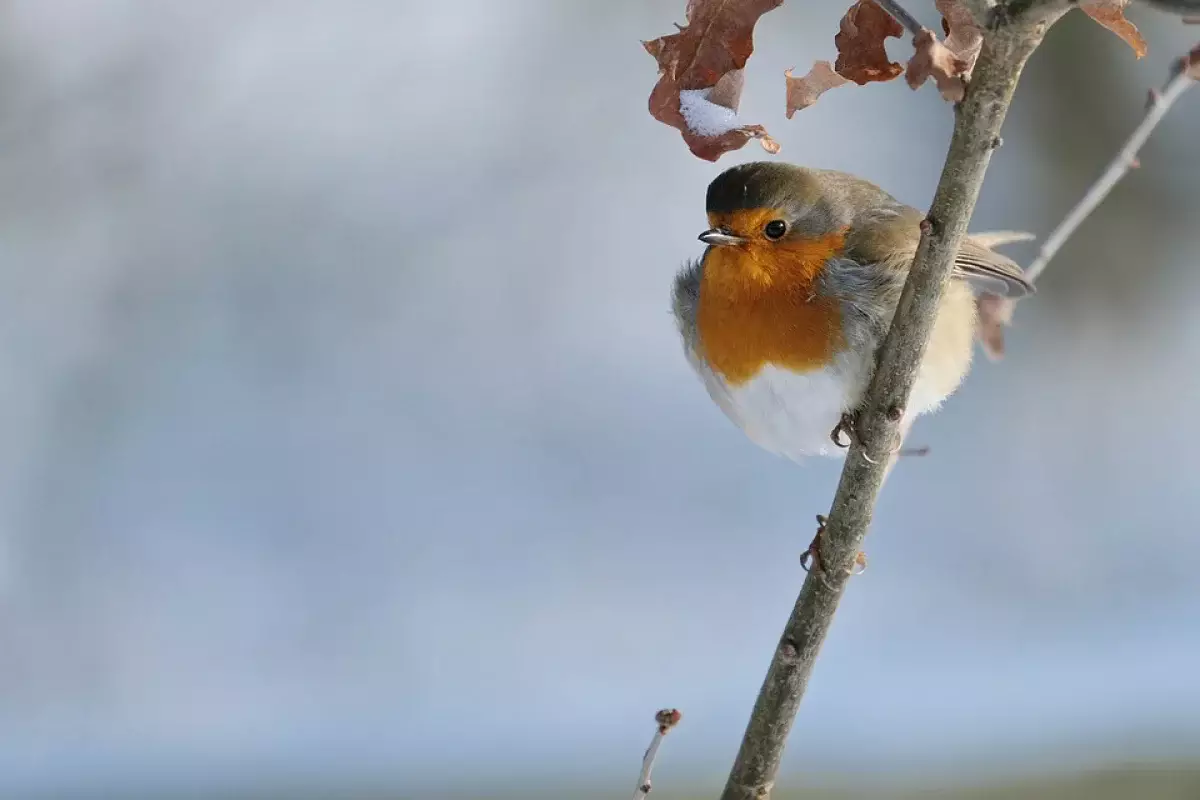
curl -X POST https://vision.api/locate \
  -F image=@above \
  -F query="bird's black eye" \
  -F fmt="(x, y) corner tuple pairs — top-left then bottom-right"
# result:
(764, 220), (787, 240)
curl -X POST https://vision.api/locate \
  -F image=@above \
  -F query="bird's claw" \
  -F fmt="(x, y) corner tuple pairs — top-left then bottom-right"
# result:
(830, 412), (859, 449)
(801, 514), (867, 578)
(799, 515), (827, 573)
(831, 412), (928, 464)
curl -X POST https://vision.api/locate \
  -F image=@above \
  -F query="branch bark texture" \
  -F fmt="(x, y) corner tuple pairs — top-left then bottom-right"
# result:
(718, 4), (1070, 799)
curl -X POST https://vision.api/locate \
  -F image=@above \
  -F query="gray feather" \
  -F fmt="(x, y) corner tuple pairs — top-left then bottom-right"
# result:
(672, 259), (703, 356)
(953, 237), (1034, 298)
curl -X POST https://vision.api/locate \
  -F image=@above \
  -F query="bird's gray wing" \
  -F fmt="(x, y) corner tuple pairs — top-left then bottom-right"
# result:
(953, 236), (1034, 298)
(846, 204), (1033, 299)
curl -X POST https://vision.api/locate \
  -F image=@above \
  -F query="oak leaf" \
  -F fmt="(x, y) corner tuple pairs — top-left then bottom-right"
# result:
(644, 0), (784, 161)
(785, 61), (850, 117)
(969, 230), (1035, 360)
(905, 29), (969, 101)
(904, 1), (980, 102)
(976, 293), (1015, 361)
(834, 0), (904, 85)
(1186, 44), (1200, 78)
(1079, 0), (1148, 59)
(936, 0), (983, 76)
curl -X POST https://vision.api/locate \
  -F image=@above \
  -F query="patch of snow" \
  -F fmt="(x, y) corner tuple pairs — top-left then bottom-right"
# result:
(679, 89), (740, 137)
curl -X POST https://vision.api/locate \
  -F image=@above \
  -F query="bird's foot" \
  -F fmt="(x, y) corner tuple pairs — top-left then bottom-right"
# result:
(801, 514), (867, 578)
(830, 412), (860, 449)
(830, 411), (928, 464)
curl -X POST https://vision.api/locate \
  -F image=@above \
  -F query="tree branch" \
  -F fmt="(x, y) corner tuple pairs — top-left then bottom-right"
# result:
(632, 708), (681, 800)
(718, 4), (1071, 800)
(960, 0), (997, 24)
(1025, 45), (1198, 283)
(976, 43), (1198, 359)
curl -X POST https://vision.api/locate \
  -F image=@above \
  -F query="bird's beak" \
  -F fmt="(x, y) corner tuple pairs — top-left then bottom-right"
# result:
(698, 228), (745, 247)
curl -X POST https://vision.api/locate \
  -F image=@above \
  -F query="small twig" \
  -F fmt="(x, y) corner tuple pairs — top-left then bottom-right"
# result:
(632, 708), (681, 800)
(976, 45), (1197, 360)
(1023, 45), (1199, 283)
(873, 0), (926, 36)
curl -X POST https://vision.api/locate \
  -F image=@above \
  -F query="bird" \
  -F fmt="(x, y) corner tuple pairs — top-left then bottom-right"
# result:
(672, 161), (1032, 469)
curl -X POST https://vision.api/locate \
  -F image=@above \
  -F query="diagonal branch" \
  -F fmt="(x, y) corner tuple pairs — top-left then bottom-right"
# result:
(632, 708), (682, 800)
(976, 43), (1198, 359)
(718, 4), (1072, 800)
(1024, 44), (1198, 283)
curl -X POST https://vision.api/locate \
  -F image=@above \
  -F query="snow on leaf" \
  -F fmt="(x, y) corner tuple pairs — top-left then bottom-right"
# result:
(785, 61), (850, 117)
(905, 29), (969, 101)
(1079, 0), (1148, 59)
(834, 0), (904, 85)
(644, 0), (784, 161)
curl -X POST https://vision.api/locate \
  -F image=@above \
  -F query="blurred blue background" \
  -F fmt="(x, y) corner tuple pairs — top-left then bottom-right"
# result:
(0, 1), (1198, 797)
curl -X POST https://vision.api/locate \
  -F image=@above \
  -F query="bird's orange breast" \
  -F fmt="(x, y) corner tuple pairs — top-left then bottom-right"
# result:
(696, 228), (846, 386)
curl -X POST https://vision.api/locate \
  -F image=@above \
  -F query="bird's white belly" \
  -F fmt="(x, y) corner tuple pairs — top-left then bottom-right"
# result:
(695, 358), (867, 461)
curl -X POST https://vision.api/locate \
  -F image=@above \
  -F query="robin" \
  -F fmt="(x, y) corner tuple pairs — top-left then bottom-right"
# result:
(672, 162), (1032, 569)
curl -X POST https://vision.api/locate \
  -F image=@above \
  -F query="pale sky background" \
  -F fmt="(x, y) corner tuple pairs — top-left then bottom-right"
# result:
(0, 1), (1198, 797)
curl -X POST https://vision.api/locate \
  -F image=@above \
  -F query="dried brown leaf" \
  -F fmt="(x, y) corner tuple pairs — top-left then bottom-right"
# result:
(834, 0), (904, 85)
(905, 29), (968, 101)
(1186, 44), (1200, 78)
(903, 1), (981, 102)
(935, 0), (983, 75)
(644, 0), (784, 161)
(1079, 0), (1148, 59)
(655, 708), (683, 730)
(972, 230), (1034, 359)
(976, 293), (1016, 361)
(785, 61), (851, 117)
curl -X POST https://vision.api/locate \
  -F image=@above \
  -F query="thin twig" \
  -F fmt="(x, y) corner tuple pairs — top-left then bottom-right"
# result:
(718, 4), (1073, 800)
(1024, 46), (1199, 283)
(975, 45), (1198, 359)
(874, 0), (925, 36)
(633, 708), (681, 800)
